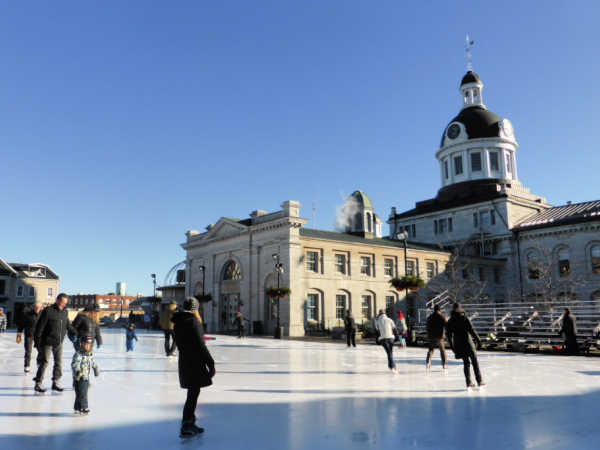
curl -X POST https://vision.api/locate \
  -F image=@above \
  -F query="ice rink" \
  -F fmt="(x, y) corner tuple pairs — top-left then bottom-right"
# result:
(1, 329), (599, 450)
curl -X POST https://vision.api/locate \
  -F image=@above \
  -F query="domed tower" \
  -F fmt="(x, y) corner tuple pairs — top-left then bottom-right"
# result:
(437, 70), (518, 190)
(343, 190), (382, 238)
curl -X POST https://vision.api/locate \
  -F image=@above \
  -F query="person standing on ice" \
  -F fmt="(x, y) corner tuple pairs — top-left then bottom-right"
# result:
(71, 335), (100, 415)
(425, 305), (448, 370)
(446, 303), (485, 388)
(171, 297), (215, 438)
(16, 303), (42, 373)
(375, 310), (397, 373)
(160, 300), (178, 355)
(560, 308), (578, 355)
(396, 311), (408, 347)
(125, 324), (138, 351)
(69, 305), (103, 351)
(232, 311), (244, 338)
(344, 310), (357, 348)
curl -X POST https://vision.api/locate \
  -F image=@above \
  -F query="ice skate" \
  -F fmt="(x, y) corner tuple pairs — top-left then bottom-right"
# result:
(34, 383), (46, 393)
(478, 381), (486, 390)
(80, 408), (90, 415)
(24, 366), (30, 373)
(51, 382), (64, 392)
(179, 422), (202, 439)
(466, 382), (476, 392)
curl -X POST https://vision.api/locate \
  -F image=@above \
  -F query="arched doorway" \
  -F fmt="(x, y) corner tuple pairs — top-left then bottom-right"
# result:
(219, 260), (242, 332)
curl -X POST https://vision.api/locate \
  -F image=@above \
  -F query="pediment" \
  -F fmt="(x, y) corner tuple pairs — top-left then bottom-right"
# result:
(205, 219), (247, 240)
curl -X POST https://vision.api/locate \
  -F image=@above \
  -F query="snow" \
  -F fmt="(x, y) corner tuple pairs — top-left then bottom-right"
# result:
(1, 329), (600, 449)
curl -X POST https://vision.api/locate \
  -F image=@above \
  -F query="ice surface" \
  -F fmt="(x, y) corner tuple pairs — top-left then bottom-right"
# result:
(1, 329), (600, 449)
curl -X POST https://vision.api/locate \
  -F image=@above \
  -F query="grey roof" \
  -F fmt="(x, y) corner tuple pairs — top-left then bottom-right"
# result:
(299, 228), (448, 253)
(515, 200), (600, 231)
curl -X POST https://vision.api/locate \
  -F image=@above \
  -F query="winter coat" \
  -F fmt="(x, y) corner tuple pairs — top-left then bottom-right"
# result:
(426, 311), (447, 340)
(233, 315), (244, 328)
(17, 305), (41, 336)
(396, 316), (408, 333)
(560, 314), (577, 337)
(34, 304), (73, 347)
(126, 329), (138, 341)
(71, 350), (100, 382)
(375, 314), (396, 341)
(160, 303), (177, 331)
(344, 316), (357, 331)
(69, 313), (103, 347)
(446, 310), (481, 359)
(171, 311), (215, 389)
(0, 314), (6, 330)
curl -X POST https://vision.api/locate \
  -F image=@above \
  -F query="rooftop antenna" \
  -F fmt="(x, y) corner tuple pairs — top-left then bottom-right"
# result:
(465, 34), (474, 71)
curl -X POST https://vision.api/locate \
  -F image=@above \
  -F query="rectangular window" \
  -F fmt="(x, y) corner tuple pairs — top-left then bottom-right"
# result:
(454, 156), (463, 175)
(471, 152), (482, 172)
(479, 267), (485, 281)
(434, 220), (438, 234)
(426, 261), (436, 280)
(490, 210), (496, 225)
(473, 212), (479, 228)
(28, 286), (35, 297)
(360, 256), (371, 276)
(17, 285), (24, 297)
(385, 296), (395, 313)
(439, 218), (447, 233)
(490, 151), (499, 171)
(384, 258), (394, 277)
(448, 217), (453, 232)
(335, 254), (346, 275)
(306, 251), (318, 272)
(336, 295), (346, 319)
(306, 294), (318, 321)
(494, 268), (501, 284)
(444, 160), (449, 179)
(506, 152), (513, 173)
(406, 260), (416, 276)
(361, 295), (371, 319)
(479, 211), (490, 227)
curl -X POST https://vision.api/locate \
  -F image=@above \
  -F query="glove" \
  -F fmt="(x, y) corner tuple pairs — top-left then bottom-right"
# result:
(16, 333), (22, 344)
(209, 366), (216, 378)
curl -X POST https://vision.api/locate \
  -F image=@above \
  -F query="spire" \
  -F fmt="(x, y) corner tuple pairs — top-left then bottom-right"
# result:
(465, 35), (474, 72)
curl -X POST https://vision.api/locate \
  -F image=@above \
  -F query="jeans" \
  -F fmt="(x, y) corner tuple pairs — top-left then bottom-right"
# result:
(126, 339), (135, 351)
(346, 330), (356, 347)
(24, 334), (35, 368)
(426, 338), (447, 367)
(381, 338), (396, 369)
(182, 386), (201, 425)
(35, 344), (63, 383)
(73, 379), (89, 411)
(164, 331), (176, 355)
(462, 350), (482, 386)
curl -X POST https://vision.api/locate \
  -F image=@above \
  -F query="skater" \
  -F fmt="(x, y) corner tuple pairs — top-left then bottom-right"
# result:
(425, 305), (448, 370)
(375, 310), (397, 373)
(69, 305), (103, 351)
(446, 303), (485, 388)
(71, 335), (100, 415)
(560, 308), (578, 355)
(125, 324), (138, 351)
(160, 301), (178, 355)
(0, 308), (6, 332)
(16, 302), (42, 373)
(232, 311), (244, 338)
(344, 310), (357, 347)
(171, 297), (215, 438)
(33, 293), (74, 393)
(396, 311), (408, 347)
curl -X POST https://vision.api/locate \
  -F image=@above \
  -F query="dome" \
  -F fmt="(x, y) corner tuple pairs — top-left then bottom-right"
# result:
(350, 190), (373, 210)
(440, 106), (501, 147)
(460, 71), (481, 86)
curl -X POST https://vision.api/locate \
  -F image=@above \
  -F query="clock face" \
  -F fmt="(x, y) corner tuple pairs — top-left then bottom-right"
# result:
(447, 124), (460, 139)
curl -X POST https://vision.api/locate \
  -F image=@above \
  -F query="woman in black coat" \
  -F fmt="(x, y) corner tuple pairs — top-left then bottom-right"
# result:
(560, 308), (578, 355)
(446, 303), (484, 388)
(171, 297), (215, 438)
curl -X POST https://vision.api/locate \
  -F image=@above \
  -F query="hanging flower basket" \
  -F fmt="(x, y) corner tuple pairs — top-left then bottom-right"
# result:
(265, 286), (291, 299)
(389, 275), (426, 292)
(195, 294), (212, 303)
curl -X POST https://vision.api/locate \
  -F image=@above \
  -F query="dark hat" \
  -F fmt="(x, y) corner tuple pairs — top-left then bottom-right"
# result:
(183, 297), (199, 312)
(433, 305), (441, 312)
(378, 309), (385, 315)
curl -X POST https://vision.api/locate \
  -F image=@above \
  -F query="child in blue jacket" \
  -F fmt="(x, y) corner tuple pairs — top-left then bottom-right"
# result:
(126, 324), (138, 351)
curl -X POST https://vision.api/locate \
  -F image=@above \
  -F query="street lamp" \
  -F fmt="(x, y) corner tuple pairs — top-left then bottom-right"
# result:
(151, 273), (157, 298)
(272, 253), (284, 339)
(198, 263), (206, 296)
(396, 231), (410, 338)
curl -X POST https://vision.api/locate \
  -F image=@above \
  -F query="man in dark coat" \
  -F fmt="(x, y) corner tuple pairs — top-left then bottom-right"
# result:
(69, 305), (103, 350)
(446, 303), (485, 388)
(34, 293), (74, 392)
(344, 310), (357, 348)
(232, 311), (244, 338)
(171, 297), (215, 438)
(560, 308), (578, 355)
(16, 303), (42, 373)
(425, 305), (448, 370)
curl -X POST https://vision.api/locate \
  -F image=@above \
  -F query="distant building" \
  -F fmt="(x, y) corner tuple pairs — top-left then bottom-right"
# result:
(0, 258), (60, 327)
(69, 294), (136, 311)
(116, 282), (126, 296)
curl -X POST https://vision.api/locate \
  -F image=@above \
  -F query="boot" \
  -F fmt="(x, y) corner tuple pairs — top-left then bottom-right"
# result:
(52, 382), (64, 392)
(34, 383), (46, 393)
(180, 422), (198, 438)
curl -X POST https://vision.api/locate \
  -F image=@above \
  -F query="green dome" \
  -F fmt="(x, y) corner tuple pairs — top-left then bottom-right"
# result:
(350, 190), (373, 209)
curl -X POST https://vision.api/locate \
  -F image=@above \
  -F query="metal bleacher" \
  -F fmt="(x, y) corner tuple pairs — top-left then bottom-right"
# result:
(416, 294), (600, 353)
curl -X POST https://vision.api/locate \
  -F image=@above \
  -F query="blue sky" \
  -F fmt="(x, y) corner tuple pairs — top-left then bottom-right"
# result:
(2, 2), (599, 296)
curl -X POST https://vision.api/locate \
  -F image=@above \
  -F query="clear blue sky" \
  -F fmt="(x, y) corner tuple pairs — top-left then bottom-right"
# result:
(2, 2), (599, 296)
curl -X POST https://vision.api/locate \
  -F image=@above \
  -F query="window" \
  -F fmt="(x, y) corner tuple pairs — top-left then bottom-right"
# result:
(591, 245), (600, 274)
(479, 211), (490, 227)
(366, 213), (372, 232)
(527, 251), (540, 279)
(0, 280), (4, 295)
(406, 260), (415, 276)
(434, 220), (437, 234)
(426, 261), (436, 280)
(360, 256), (371, 276)
(506, 152), (513, 173)
(444, 160), (449, 179)
(306, 294), (318, 321)
(558, 248), (570, 276)
(473, 212), (479, 228)
(47, 287), (53, 298)
(471, 152), (482, 171)
(17, 285), (24, 297)
(336, 295), (346, 319)
(454, 156), (463, 175)
(361, 295), (371, 319)
(462, 268), (470, 279)
(411, 224), (416, 238)
(490, 151), (499, 171)
(306, 251), (319, 272)
(438, 218), (447, 233)
(223, 261), (242, 280)
(478, 267), (485, 281)
(448, 217), (453, 232)
(490, 210), (496, 225)
(335, 254), (346, 275)
(385, 296), (395, 314)
(384, 258), (394, 277)
(494, 267), (501, 284)
(28, 286), (35, 297)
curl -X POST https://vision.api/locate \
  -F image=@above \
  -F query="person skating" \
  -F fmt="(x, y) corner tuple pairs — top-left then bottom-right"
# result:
(16, 303), (42, 373)
(171, 297), (215, 438)
(69, 305), (103, 351)
(560, 308), (578, 355)
(344, 310), (357, 348)
(396, 311), (408, 347)
(33, 293), (74, 393)
(446, 303), (485, 388)
(375, 310), (397, 373)
(0, 307), (7, 332)
(425, 305), (448, 370)
(160, 301), (178, 355)
(232, 311), (244, 338)
(125, 324), (138, 352)
(71, 335), (100, 414)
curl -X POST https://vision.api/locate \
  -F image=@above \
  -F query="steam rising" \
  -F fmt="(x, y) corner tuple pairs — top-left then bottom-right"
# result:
(335, 194), (361, 232)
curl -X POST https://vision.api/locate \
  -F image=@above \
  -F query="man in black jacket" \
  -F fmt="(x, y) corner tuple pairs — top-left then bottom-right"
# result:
(560, 308), (578, 355)
(69, 305), (103, 350)
(16, 303), (42, 373)
(34, 293), (73, 393)
(344, 310), (357, 348)
(446, 303), (485, 388)
(425, 305), (447, 370)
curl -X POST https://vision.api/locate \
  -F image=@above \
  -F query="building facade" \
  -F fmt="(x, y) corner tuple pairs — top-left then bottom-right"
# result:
(69, 294), (136, 311)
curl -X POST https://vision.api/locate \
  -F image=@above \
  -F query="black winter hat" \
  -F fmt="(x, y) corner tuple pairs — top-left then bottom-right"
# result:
(183, 297), (199, 312)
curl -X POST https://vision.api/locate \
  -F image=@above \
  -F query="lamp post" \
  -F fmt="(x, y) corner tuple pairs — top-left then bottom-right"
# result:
(151, 273), (157, 298)
(199, 263), (206, 296)
(272, 253), (283, 339)
(396, 231), (410, 340)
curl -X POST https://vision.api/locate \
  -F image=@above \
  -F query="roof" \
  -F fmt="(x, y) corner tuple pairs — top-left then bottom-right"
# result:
(350, 190), (373, 209)
(461, 71), (481, 86)
(299, 228), (448, 253)
(514, 200), (600, 231)
(441, 106), (501, 147)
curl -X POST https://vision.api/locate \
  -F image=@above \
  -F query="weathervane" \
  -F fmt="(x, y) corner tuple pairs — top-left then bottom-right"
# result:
(465, 34), (474, 71)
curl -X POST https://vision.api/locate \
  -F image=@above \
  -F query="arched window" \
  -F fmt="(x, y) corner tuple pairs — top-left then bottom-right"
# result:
(557, 248), (570, 277)
(591, 245), (600, 274)
(366, 212), (372, 232)
(354, 212), (363, 231)
(526, 251), (540, 279)
(222, 261), (241, 280)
